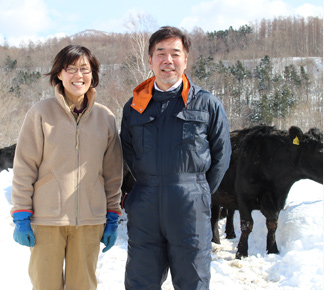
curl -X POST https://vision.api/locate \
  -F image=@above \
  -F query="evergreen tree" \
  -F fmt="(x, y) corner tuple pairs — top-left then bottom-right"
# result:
(255, 55), (273, 93)
(5, 56), (17, 72)
(284, 64), (301, 86)
(252, 56), (297, 125)
(192, 55), (215, 91)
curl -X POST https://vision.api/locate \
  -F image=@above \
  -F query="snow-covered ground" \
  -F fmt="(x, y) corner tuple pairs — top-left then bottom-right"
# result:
(0, 169), (322, 289)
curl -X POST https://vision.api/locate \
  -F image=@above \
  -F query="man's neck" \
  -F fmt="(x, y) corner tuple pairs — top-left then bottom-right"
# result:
(154, 78), (183, 92)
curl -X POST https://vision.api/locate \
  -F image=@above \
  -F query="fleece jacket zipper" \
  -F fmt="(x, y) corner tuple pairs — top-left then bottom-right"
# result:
(75, 126), (80, 227)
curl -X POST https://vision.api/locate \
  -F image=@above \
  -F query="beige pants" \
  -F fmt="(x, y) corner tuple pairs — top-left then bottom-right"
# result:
(29, 224), (104, 290)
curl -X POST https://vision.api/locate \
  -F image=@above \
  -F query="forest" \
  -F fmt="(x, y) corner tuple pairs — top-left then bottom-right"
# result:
(0, 15), (322, 147)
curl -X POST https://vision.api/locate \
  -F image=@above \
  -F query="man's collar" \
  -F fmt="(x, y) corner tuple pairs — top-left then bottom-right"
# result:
(131, 74), (190, 114)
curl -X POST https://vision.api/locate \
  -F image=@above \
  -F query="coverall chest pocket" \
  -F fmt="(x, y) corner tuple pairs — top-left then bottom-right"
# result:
(175, 110), (209, 151)
(130, 115), (156, 158)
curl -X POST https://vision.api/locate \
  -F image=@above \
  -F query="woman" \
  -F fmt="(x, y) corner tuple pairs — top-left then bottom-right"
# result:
(11, 45), (123, 290)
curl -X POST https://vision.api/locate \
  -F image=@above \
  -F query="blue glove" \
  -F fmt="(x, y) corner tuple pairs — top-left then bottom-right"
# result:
(101, 212), (119, 253)
(12, 211), (35, 247)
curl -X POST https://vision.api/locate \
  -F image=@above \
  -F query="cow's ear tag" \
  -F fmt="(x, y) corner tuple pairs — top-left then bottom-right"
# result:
(293, 136), (300, 145)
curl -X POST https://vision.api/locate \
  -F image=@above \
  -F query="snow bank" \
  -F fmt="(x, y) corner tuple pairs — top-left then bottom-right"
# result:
(1, 169), (322, 289)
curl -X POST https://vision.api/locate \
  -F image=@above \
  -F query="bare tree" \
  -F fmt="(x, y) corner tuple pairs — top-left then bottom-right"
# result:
(123, 13), (158, 84)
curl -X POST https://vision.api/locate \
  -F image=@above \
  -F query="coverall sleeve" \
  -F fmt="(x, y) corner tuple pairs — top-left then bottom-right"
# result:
(206, 97), (231, 194)
(120, 100), (136, 176)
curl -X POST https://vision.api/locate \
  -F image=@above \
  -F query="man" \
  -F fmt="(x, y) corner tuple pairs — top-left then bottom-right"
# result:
(120, 26), (231, 290)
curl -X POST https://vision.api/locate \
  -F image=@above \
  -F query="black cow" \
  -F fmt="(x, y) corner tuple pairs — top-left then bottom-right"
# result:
(120, 125), (323, 258)
(0, 144), (16, 172)
(212, 125), (323, 259)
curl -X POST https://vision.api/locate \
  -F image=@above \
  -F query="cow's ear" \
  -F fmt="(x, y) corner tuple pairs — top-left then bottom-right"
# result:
(289, 126), (303, 145)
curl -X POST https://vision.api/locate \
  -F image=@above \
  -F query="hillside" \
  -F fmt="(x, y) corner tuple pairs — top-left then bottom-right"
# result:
(0, 16), (322, 147)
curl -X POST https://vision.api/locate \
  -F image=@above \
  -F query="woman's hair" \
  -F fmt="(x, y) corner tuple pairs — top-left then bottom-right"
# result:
(148, 26), (191, 57)
(45, 45), (100, 90)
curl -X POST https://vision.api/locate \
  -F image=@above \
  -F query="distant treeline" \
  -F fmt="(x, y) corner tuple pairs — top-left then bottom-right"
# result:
(0, 16), (322, 147)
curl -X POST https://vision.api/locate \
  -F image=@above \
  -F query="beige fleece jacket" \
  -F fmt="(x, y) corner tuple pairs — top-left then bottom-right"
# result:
(11, 85), (123, 226)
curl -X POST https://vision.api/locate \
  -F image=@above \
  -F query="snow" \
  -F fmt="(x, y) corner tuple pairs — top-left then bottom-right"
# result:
(1, 169), (323, 289)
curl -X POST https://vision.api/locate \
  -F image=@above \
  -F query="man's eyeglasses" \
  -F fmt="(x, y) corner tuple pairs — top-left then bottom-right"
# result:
(63, 67), (92, 74)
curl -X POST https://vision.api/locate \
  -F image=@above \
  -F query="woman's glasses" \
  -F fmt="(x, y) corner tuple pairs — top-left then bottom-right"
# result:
(63, 67), (92, 74)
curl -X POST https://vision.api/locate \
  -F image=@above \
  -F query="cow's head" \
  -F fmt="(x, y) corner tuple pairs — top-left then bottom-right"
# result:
(289, 126), (323, 184)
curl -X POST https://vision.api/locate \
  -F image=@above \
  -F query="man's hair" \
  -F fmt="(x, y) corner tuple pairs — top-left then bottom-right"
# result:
(45, 45), (100, 91)
(148, 26), (191, 56)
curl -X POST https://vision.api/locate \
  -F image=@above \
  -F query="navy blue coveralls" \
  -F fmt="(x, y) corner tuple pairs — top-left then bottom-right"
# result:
(120, 74), (231, 290)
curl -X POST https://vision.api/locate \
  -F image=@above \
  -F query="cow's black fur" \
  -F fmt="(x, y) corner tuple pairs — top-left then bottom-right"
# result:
(0, 144), (16, 172)
(119, 125), (324, 259)
(212, 125), (323, 259)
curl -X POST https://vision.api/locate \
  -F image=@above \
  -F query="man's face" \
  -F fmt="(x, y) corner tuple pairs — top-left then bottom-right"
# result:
(149, 37), (188, 91)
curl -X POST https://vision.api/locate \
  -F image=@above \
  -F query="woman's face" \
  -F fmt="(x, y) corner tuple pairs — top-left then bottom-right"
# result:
(58, 56), (92, 101)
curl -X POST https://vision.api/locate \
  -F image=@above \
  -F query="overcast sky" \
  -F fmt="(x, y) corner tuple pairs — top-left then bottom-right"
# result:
(0, 0), (322, 46)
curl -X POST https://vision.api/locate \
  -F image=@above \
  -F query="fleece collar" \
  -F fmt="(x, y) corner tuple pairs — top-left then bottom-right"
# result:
(54, 84), (96, 118)
(131, 74), (190, 114)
